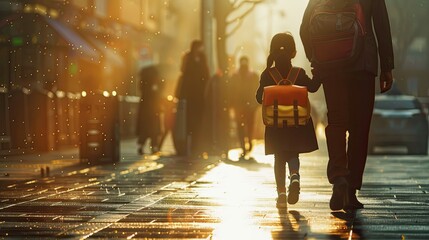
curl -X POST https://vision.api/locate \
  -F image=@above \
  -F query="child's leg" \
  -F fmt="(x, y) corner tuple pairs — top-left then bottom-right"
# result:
(286, 155), (300, 175)
(274, 152), (288, 193)
(274, 152), (288, 208)
(286, 153), (300, 205)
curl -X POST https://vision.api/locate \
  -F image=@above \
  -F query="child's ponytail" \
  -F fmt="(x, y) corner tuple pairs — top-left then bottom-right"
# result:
(266, 53), (275, 70)
(265, 32), (296, 70)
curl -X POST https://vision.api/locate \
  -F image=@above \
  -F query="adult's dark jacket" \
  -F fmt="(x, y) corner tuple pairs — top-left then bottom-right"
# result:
(256, 64), (320, 155)
(300, 0), (395, 75)
(176, 52), (210, 150)
(177, 52), (210, 104)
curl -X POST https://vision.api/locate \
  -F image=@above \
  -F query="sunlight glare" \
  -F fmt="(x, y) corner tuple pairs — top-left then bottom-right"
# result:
(200, 166), (274, 240)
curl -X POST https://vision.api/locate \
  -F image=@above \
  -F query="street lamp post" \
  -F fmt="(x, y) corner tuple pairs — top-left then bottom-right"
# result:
(201, 0), (215, 75)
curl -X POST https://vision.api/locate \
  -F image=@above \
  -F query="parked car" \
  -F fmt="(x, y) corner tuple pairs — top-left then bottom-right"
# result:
(368, 95), (428, 155)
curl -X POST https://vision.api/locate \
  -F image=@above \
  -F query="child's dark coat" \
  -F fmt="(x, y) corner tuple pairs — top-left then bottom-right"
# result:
(256, 64), (321, 155)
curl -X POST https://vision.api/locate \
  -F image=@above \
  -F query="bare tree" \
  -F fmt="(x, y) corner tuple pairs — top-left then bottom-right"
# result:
(214, 0), (266, 73)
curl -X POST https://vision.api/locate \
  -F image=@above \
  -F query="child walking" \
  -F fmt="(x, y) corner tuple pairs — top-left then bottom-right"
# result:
(256, 33), (321, 208)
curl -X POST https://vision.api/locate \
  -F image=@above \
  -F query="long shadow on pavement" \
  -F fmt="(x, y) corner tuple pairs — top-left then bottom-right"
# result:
(330, 210), (367, 240)
(272, 209), (311, 239)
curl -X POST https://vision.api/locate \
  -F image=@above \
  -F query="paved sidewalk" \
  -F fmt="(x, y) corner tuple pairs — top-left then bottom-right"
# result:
(0, 138), (429, 239)
(0, 147), (81, 180)
(0, 138), (175, 180)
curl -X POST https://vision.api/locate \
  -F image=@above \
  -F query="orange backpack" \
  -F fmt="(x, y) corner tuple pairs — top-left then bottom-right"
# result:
(262, 67), (311, 128)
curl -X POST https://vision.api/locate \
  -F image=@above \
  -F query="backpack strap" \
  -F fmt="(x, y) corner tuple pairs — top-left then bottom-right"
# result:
(286, 67), (301, 85)
(268, 67), (301, 85)
(268, 68), (284, 85)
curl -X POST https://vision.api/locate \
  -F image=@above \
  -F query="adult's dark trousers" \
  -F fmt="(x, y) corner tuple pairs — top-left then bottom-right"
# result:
(322, 71), (375, 190)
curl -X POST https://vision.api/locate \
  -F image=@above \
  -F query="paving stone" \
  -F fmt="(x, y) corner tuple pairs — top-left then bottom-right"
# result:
(1, 140), (429, 239)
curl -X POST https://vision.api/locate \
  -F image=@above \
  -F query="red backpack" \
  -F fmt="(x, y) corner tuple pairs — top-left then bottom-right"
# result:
(309, 0), (366, 67)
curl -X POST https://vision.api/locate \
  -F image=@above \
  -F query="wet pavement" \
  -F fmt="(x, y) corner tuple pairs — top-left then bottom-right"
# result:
(1, 138), (429, 239)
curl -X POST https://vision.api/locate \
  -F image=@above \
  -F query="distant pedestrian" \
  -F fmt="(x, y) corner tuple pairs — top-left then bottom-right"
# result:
(136, 65), (163, 155)
(176, 40), (210, 156)
(230, 56), (259, 160)
(301, 0), (395, 210)
(256, 33), (321, 208)
(205, 69), (231, 156)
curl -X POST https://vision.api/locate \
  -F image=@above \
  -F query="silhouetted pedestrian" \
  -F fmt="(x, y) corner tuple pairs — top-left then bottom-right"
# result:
(230, 56), (259, 159)
(136, 65), (163, 155)
(176, 40), (210, 156)
(205, 69), (231, 156)
(301, 0), (395, 211)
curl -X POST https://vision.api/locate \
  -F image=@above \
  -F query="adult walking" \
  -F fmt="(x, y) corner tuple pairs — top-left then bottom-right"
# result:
(136, 65), (163, 155)
(300, 0), (394, 210)
(176, 40), (210, 156)
(205, 70), (230, 156)
(230, 56), (259, 159)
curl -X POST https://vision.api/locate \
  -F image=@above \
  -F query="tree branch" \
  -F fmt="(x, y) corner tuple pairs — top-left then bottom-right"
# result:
(226, 5), (256, 37)
(232, 0), (240, 6)
(226, 20), (244, 37)
(233, 0), (264, 10)
(226, 3), (257, 25)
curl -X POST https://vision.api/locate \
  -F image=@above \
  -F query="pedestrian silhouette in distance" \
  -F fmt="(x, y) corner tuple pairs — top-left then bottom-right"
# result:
(136, 65), (163, 155)
(230, 56), (259, 161)
(204, 69), (231, 157)
(175, 40), (210, 157)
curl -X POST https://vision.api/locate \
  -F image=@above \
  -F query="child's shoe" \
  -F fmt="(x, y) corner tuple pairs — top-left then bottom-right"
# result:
(288, 174), (300, 205)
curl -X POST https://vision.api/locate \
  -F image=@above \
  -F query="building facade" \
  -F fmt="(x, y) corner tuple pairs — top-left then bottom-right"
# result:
(0, 0), (202, 153)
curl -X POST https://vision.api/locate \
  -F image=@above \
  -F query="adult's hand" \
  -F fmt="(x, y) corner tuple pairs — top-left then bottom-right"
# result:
(380, 71), (393, 94)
